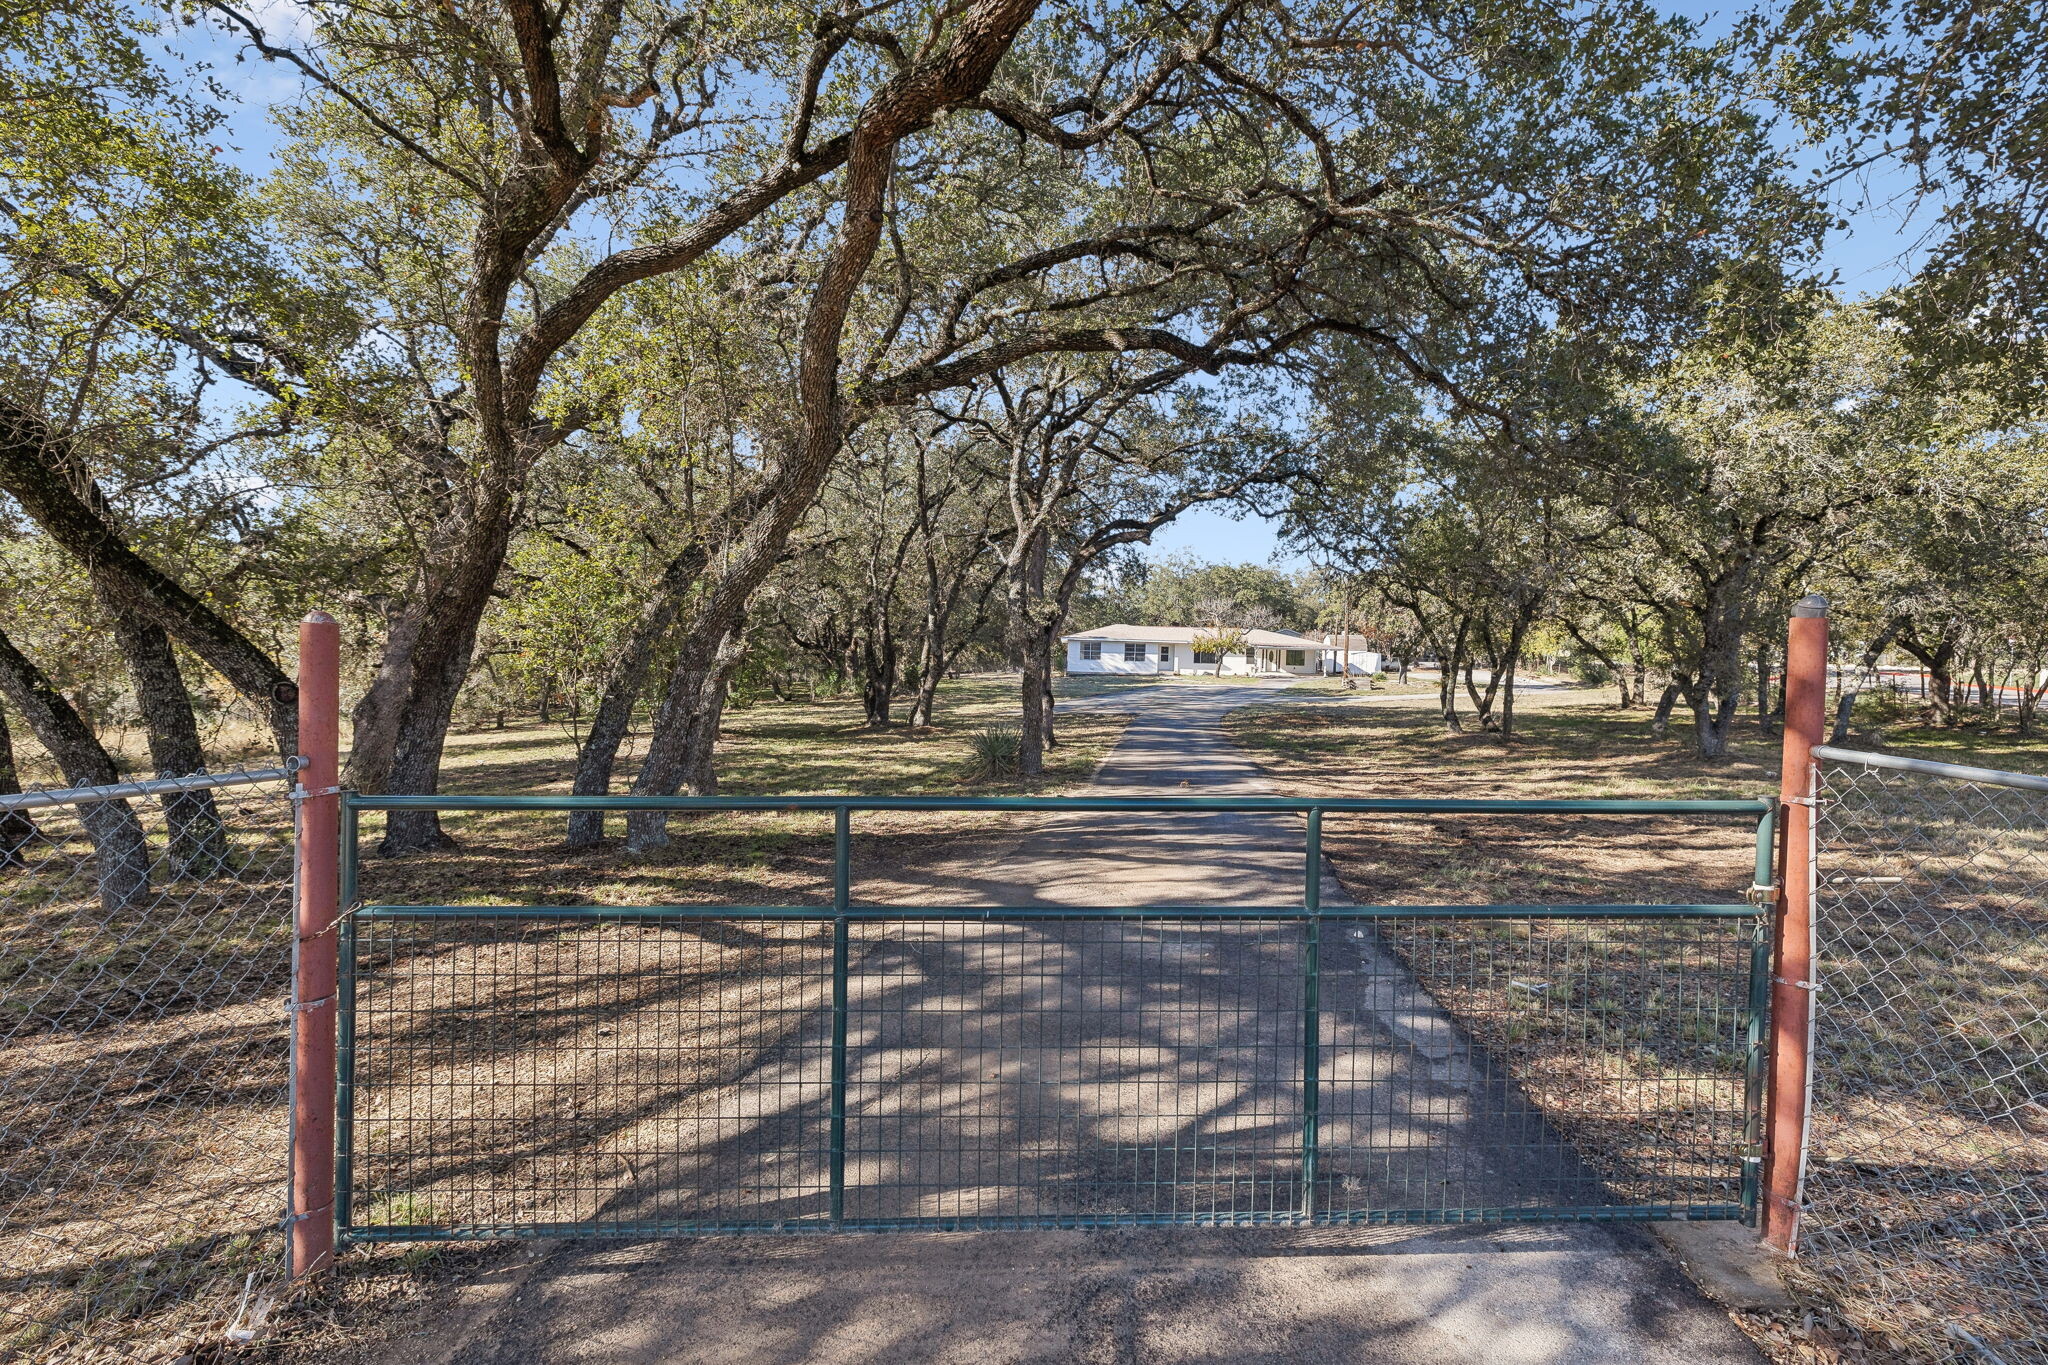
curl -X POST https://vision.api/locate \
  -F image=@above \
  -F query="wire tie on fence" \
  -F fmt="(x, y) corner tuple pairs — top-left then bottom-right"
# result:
(1784, 795), (1823, 807)
(289, 784), (345, 801)
(1772, 976), (1823, 992)
(303, 905), (362, 937)
(287, 994), (336, 1013)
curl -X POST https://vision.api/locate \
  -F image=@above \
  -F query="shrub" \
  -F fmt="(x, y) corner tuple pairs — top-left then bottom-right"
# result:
(967, 726), (1021, 781)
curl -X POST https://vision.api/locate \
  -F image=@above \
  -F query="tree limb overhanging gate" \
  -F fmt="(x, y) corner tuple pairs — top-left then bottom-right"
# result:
(328, 793), (1773, 1240)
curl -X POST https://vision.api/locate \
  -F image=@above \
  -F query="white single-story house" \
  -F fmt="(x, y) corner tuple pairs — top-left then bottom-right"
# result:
(1061, 624), (1332, 676)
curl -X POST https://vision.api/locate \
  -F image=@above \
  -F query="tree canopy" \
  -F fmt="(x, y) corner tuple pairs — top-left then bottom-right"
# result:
(3, 0), (2044, 816)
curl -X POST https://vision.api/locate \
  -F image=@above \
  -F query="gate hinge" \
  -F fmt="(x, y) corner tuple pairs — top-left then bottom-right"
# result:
(1744, 883), (1777, 908)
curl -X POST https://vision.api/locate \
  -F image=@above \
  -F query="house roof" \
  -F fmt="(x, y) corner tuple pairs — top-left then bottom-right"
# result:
(1061, 624), (1323, 647)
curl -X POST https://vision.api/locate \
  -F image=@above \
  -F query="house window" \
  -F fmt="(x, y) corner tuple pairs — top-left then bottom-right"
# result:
(1284, 649), (1305, 667)
(1123, 642), (1148, 661)
(1193, 650), (1218, 664)
(1079, 641), (1102, 660)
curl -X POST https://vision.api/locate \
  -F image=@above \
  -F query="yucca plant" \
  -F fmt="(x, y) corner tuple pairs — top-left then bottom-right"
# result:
(966, 726), (1021, 781)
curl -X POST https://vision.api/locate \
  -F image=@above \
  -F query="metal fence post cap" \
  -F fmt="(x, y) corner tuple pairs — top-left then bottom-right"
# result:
(303, 610), (338, 626)
(1792, 594), (1829, 618)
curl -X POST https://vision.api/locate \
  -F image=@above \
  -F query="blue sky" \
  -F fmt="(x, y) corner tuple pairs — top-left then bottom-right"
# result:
(169, 1), (1933, 570)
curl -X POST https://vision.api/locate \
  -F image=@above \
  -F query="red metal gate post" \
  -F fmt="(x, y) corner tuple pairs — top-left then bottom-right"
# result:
(291, 612), (342, 1277)
(1763, 593), (1828, 1252)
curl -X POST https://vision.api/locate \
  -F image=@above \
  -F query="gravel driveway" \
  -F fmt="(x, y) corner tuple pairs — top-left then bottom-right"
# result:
(349, 681), (1760, 1364)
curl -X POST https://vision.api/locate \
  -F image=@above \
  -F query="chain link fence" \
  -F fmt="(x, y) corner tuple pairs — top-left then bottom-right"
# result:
(1807, 747), (2048, 1364)
(0, 768), (298, 1364)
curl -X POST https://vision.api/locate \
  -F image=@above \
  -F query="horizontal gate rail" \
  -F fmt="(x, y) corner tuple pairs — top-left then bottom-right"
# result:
(333, 792), (1772, 1245)
(348, 792), (1770, 813)
(351, 903), (1761, 921)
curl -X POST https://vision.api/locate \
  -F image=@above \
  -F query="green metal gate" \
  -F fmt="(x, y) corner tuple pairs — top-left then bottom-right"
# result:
(334, 794), (1772, 1240)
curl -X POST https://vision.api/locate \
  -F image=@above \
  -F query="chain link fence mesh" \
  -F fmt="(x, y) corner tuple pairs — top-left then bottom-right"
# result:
(1808, 755), (2048, 1364)
(0, 769), (297, 1364)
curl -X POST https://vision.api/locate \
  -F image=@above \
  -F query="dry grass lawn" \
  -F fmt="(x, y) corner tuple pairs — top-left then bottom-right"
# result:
(1228, 683), (2048, 1365)
(1, 676), (1125, 1365)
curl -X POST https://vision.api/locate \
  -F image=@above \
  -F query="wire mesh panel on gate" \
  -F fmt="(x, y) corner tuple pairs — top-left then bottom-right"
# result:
(1809, 756), (2048, 1364)
(0, 770), (296, 1363)
(342, 906), (1759, 1236)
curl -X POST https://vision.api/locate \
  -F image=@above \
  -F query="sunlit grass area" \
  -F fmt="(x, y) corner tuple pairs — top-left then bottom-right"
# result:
(354, 675), (1130, 911)
(435, 673), (1122, 797)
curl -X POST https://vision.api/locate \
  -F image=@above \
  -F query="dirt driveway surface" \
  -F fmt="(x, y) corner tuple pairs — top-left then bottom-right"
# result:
(353, 682), (1760, 1364)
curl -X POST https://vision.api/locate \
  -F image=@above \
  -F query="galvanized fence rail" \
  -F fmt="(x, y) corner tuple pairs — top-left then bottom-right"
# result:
(335, 793), (1774, 1241)
(0, 766), (299, 1362)
(1802, 746), (2048, 1365)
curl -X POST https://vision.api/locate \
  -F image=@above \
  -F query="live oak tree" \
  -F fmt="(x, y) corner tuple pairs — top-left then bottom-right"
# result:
(940, 359), (1300, 774)
(1761, 0), (2048, 412)
(3, 0), (1856, 817)
(0, 0), (313, 763)
(0, 625), (150, 909)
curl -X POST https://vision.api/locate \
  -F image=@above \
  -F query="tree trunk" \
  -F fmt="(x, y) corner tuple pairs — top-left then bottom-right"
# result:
(909, 648), (943, 728)
(378, 499), (519, 855)
(1462, 618), (1507, 731)
(1461, 654), (1497, 729)
(1340, 591), (1357, 690)
(1650, 682), (1681, 739)
(1017, 629), (1053, 773)
(907, 590), (942, 727)
(1692, 686), (1741, 760)
(561, 543), (715, 847)
(858, 607), (898, 729)
(1007, 526), (1055, 777)
(1754, 638), (1777, 737)
(1494, 612), (1532, 741)
(627, 0), (1038, 827)
(2018, 665), (2047, 736)
(0, 703), (35, 867)
(0, 403), (298, 756)
(624, 618), (748, 852)
(345, 597), (424, 793)
(1438, 621), (1468, 733)
(1895, 626), (1959, 726)
(109, 607), (229, 876)
(0, 628), (150, 909)
(1829, 616), (1907, 744)
(1039, 644), (1056, 751)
